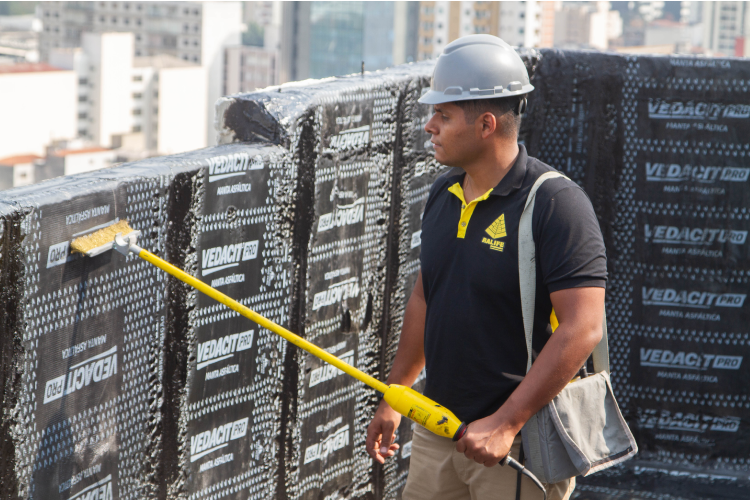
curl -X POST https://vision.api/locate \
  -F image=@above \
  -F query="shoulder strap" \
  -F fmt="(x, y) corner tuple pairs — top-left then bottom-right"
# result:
(518, 171), (609, 375)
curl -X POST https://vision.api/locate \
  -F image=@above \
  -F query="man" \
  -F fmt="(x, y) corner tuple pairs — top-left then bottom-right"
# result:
(365, 35), (607, 499)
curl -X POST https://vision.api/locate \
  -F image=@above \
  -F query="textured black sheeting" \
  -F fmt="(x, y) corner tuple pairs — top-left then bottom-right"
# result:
(158, 171), (197, 499)
(0, 144), (292, 499)
(224, 97), (289, 146)
(525, 50), (750, 498)
(220, 64), (440, 499)
(0, 203), (23, 499)
(0, 174), (173, 499)
(185, 143), (292, 500)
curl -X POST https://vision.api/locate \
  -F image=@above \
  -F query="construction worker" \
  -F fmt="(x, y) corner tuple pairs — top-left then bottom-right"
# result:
(366, 35), (607, 499)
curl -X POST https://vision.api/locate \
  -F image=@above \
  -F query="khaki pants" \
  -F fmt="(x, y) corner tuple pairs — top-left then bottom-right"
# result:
(403, 425), (575, 500)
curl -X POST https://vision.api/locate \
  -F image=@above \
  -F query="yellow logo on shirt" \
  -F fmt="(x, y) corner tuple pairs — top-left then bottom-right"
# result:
(483, 214), (506, 251)
(482, 237), (505, 251)
(485, 214), (506, 239)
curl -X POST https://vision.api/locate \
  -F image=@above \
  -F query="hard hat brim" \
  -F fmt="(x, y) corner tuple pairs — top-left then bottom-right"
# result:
(418, 84), (534, 105)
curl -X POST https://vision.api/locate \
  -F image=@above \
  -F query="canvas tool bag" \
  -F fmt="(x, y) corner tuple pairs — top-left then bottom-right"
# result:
(518, 171), (638, 485)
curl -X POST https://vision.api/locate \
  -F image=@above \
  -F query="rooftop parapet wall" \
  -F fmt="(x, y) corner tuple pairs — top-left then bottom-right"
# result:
(0, 50), (749, 500)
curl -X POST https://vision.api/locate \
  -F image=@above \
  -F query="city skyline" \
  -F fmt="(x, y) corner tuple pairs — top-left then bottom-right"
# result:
(0, 1), (747, 190)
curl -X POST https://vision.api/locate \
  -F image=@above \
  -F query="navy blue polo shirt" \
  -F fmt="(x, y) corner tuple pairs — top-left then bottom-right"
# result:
(420, 144), (607, 424)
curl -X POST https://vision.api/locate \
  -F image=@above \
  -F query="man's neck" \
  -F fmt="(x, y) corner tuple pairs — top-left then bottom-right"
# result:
(461, 142), (520, 201)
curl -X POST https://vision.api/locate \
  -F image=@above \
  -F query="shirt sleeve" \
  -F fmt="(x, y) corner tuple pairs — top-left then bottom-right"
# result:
(532, 183), (607, 293)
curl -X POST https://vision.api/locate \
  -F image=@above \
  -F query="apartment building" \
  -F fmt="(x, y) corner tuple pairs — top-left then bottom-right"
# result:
(702, 1), (750, 56)
(50, 32), (206, 156)
(417, 1), (554, 60)
(224, 45), (277, 95)
(0, 63), (77, 160)
(280, 1), (419, 83)
(38, 1), (242, 145)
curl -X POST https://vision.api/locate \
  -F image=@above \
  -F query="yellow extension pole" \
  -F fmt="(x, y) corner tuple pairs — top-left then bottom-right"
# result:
(135, 247), (390, 395)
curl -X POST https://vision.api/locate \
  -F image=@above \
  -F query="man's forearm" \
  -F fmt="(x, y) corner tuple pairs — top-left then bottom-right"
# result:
(493, 322), (601, 434)
(491, 287), (605, 434)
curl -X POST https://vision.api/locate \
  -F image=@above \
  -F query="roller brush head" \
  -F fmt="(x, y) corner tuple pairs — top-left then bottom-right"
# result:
(70, 220), (140, 257)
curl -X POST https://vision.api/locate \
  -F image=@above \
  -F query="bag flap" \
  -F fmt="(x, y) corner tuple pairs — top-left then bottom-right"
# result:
(549, 372), (637, 475)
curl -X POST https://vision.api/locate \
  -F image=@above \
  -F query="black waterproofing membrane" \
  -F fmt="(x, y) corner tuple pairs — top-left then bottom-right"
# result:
(0, 50), (749, 499)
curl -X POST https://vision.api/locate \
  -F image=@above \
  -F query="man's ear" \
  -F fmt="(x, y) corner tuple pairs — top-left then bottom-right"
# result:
(479, 111), (497, 138)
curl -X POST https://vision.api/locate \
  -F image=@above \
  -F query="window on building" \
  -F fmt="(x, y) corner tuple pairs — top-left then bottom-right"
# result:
(136, 3), (141, 10)
(193, 9), (199, 15)
(99, 16), (105, 22)
(136, 34), (141, 41)
(183, 23), (189, 32)
(136, 18), (141, 25)
(111, 16), (117, 23)
(193, 24), (199, 32)
(132, 125), (141, 132)
(183, 55), (189, 61)
(133, 109), (142, 116)
(153, 107), (158, 114)
(184, 8), (189, 15)
(132, 92), (142, 99)
(124, 18), (130, 25)
(78, 95), (87, 102)
(79, 77), (87, 85)
(78, 112), (88, 119)
(124, 3), (129, 10)
(193, 40), (198, 46)
(135, 49), (141, 56)
(192, 55), (198, 62)
(133, 75), (143, 82)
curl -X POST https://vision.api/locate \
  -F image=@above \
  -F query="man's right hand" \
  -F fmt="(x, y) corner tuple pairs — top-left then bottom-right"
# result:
(366, 400), (402, 464)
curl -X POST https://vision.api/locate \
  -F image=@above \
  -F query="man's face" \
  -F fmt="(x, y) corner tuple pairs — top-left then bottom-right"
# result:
(424, 102), (480, 168)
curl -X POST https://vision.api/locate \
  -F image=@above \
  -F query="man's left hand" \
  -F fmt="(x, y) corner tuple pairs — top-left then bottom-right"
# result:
(455, 415), (518, 467)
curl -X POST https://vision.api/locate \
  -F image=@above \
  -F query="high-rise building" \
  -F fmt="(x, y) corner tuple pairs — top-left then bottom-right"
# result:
(49, 32), (206, 156)
(280, 1), (419, 83)
(702, 1), (750, 56)
(416, 1), (554, 61)
(50, 32), (133, 148)
(0, 63), (77, 160)
(224, 45), (278, 95)
(37, 1), (242, 145)
(554, 1), (622, 50)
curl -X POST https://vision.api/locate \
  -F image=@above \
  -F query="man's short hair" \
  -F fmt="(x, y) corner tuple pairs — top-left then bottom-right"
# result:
(454, 96), (524, 138)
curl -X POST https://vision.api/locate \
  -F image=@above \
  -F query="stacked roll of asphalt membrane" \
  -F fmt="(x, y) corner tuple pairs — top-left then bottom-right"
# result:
(0, 50), (748, 499)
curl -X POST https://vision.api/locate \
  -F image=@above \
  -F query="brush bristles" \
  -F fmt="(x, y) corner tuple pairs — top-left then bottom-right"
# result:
(70, 220), (135, 254)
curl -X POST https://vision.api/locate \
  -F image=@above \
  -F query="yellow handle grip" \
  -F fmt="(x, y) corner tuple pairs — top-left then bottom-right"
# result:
(383, 384), (465, 439)
(135, 247), (389, 394)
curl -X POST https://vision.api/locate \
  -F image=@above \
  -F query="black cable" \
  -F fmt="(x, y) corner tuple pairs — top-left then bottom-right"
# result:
(515, 446), (524, 500)
(503, 456), (547, 500)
